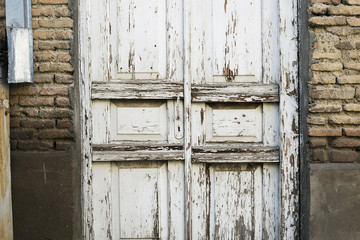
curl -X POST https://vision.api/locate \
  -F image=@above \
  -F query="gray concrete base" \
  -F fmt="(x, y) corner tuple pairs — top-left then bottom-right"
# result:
(11, 150), (79, 240)
(310, 163), (360, 240)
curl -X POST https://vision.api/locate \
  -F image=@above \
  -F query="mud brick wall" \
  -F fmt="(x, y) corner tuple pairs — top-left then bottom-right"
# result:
(8, 0), (75, 151)
(309, 0), (360, 163)
(0, 0), (80, 239)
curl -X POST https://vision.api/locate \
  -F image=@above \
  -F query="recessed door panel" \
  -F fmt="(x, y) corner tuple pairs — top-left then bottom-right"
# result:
(110, 101), (167, 141)
(206, 104), (262, 143)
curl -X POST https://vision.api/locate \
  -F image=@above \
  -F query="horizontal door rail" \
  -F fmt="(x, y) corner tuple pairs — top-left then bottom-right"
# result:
(92, 143), (184, 161)
(192, 83), (279, 102)
(92, 81), (184, 100)
(192, 145), (279, 163)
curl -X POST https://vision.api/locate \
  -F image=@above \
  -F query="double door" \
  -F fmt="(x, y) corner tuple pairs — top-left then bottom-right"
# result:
(84, 0), (298, 239)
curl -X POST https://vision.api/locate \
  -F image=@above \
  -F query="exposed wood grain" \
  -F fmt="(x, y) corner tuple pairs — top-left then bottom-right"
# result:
(192, 83), (279, 102)
(79, 0), (94, 238)
(263, 0), (280, 84)
(192, 146), (279, 163)
(279, 0), (299, 238)
(168, 162), (185, 239)
(92, 144), (184, 162)
(92, 163), (112, 239)
(92, 82), (184, 100)
(0, 80), (13, 240)
(263, 164), (280, 239)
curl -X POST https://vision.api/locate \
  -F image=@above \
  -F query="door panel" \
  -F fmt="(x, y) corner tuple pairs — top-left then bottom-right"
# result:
(89, 0), (284, 238)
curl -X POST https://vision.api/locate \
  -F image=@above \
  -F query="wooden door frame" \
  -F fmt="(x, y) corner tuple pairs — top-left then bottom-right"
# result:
(76, 0), (299, 239)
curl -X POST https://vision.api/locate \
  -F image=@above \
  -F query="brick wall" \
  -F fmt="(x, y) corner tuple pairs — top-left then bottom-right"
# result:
(309, 0), (360, 163)
(8, 0), (75, 151)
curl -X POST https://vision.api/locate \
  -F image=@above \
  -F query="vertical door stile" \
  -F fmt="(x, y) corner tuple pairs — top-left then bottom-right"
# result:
(183, 0), (192, 238)
(279, 0), (299, 239)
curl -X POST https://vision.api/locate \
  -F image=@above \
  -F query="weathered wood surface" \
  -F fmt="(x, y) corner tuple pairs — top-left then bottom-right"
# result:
(192, 146), (279, 163)
(92, 82), (184, 100)
(192, 83), (279, 102)
(0, 80), (13, 240)
(279, 0), (299, 238)
(92, 144), (184, 162)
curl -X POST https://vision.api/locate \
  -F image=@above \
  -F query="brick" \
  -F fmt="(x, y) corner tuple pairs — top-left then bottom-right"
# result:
(312, 51), (341, 59)
(329, 115), (360, 124)
(349, 50), (360, 58)
(38, 18), (73, 28)
(18, 140), (53, 150)
(310, 74), (336, 84)
(39, 130), (73, 139)
(10, 129), (36, 139)
(57, 53), (71, 62)
(55, 141), (72, 150)
(10, 140), (17, 150)
(54, 30), (72, 40)
(21, 120), (55, 128)
(337, 75), (360, 84)
(345, 0), (360, 5)
(334, 41), (353, 49)
(329, 5), (360, 15)
(10, 85), (39, 95)
(311, 0), (341, 4)
(35, 40), (70, 50)
(54, 74), (73, 83)
(34, 52), (57, 61)
(57, 119), (72, 128)
(310, 138), (328, 147)
(55, 7), (71, 17)
(40, 109), (72, 118)
(37, 62), (74, 72)
(19, 97), (54, 107)
(312, 150), (328, 162)
(40, 87), (68, 96)
(344, 104), (360, 111)
(308, 128), (342, 136)
(310, 87), (355, 99)
(309, 16), (346, 26)
(332, 137), (360, 147)
(10, 118), (21, 128)
(310, 62), (343, 71)
(55, 97), (70, 107)
(347, 17), (360, 26)
(310, 4), (330, 14)
(344, 62), (360, 70)
(356, 87), (360, 98)
(32, 7), (54, 17)
(343, 128), (360, 136)
(34, 74), (54, 83)
(344, 0), (360, 5)
(330, 150), (358, 162)
(23, 109), (39, 117)
(307, 116), (327, 125)
(309, 103), (342, 113)
(38, 0), (69, 4)
(327, 26), (360, 35)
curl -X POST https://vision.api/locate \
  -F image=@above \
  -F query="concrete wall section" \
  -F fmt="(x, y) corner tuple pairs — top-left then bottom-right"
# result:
(310, 163), (360, 240)
(11, 151), (77, 240)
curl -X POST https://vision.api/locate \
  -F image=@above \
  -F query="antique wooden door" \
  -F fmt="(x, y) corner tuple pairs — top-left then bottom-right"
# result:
(79, 0), (299, 239)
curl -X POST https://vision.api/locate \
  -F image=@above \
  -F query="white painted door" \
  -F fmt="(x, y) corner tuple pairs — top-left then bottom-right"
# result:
(82, 0), (299, 239)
